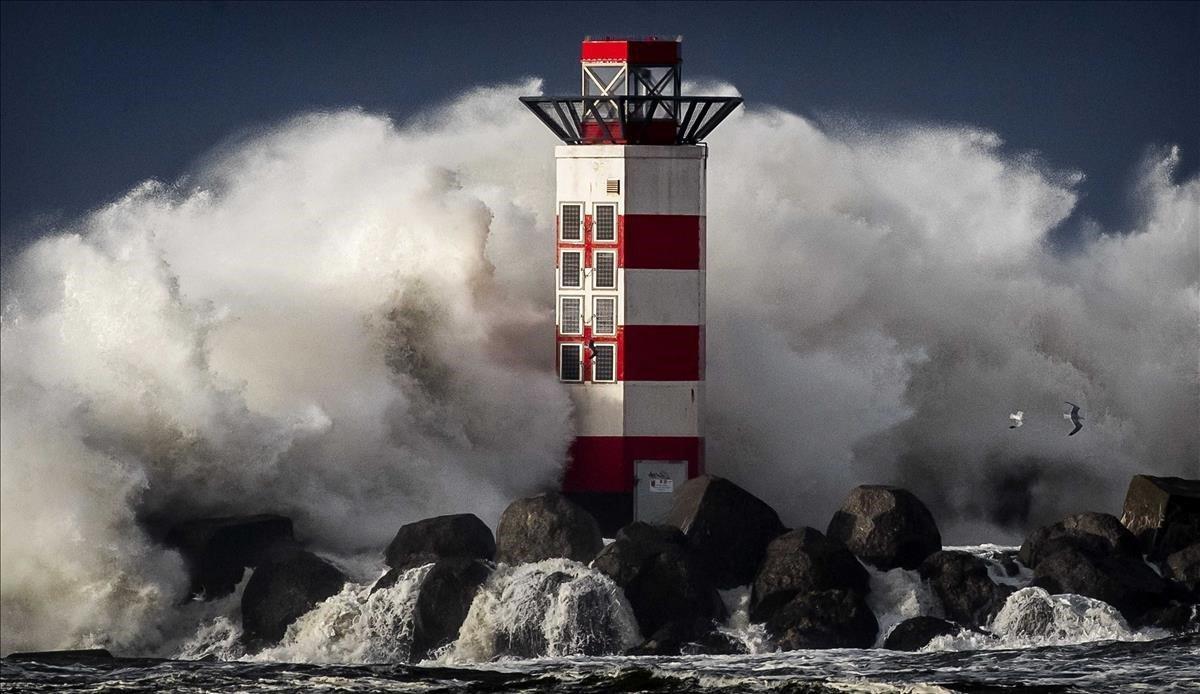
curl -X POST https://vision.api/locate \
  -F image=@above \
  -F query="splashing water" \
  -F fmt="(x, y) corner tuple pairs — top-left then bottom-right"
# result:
(445, 559), (640, 662)
(1, 76), (1196, 654)
(716, 587), (773, 654)
(864, 565), (945, 647)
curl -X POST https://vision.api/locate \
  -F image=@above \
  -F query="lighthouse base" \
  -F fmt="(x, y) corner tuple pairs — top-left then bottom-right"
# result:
(563, 492), (632, 537)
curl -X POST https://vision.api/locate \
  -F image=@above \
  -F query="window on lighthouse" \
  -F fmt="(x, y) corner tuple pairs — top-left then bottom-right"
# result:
(560, 296), (583, 335)
(560, 204), (583, 241)
(593, 343), (616, 383)
(561, 251), (582, 288)
(594, 297), (616, 335)
(594, 204), (616, 242)
(560, 343), (583, 382)
(594, 251), (616, 289)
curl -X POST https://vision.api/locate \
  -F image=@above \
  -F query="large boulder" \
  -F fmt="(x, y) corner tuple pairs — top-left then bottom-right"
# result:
(750, 527), (869, 623)
(1018, 512), (1139, 568)
(665, 476), (785, 589)
(592, 522), (725, 644)
(826, 486), (942, 571)
(883, 616), (960, 651)
(241, 549), (347, 648)
(496, 493), (603, 565)
(1120, 475), (1200, 560)
(410, 558), (492, 661)
(919, 550), (1013, 627)
(1032, 543), (1171, 625)
(765, 588), (879, 650)
(164, 514), (295, 599)
(626, 621), (744, 656)
(1167, 543), (1200, 595)
(384, 514), (495, 571)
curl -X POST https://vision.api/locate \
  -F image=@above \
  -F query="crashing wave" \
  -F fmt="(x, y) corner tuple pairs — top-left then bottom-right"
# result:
(925, 586), (1164, 651)
(445, 559), (640, 662)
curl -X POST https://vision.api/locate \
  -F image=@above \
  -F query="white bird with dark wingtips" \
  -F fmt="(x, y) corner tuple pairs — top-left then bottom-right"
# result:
(1064, 401), (1084, 436)
(1009, 411), (1024, 429)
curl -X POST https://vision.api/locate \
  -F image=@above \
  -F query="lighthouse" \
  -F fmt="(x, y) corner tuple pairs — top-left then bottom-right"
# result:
(522, 38), (741, 533)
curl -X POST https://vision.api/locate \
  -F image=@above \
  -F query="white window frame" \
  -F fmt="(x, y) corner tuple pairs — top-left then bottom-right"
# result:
(559, 296), (584, 335)
(560, 343), (583, 382)
(593, 296), (616, 335)
(593, 250), (617, 289)
(592, 343), (617, 383)
(559, 202), (584, 243)
(593, 203), (617, 242)
(560, 250), (583, 289)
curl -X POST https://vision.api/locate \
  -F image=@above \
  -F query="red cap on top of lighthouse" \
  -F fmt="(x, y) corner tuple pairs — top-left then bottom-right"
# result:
(522, 39), (741, 534)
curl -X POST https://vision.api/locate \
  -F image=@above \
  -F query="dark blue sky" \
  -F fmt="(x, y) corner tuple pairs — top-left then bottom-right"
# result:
(2, 1), (1197, 254)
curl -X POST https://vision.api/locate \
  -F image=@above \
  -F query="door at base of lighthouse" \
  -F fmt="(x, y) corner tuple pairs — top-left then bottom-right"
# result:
(634, 460), (688, 524)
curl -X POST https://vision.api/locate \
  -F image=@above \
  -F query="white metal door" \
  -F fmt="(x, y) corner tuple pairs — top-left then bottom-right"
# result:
(634, 460), (688, 524)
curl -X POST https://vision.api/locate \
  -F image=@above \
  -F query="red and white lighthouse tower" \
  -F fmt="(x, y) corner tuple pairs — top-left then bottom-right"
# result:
(523, 38), (741, 533)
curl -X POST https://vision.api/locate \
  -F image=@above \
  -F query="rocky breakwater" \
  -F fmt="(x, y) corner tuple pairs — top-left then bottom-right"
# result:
(151, 472), (1197, 662)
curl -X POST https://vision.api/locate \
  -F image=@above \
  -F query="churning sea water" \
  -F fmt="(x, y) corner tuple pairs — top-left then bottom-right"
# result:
(3, 547), (1198, 693)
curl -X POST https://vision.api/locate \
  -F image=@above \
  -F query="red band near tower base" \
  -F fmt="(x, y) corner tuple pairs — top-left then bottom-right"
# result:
(564, 436), (703, 493)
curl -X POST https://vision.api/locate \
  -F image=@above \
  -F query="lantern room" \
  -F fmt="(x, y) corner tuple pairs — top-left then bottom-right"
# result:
(522, 37), (741, 146)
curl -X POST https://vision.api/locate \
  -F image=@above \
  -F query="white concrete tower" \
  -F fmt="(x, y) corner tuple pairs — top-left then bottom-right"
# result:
(522, 38), (741, 532)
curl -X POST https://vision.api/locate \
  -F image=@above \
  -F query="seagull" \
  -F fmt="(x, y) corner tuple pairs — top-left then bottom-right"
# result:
(1009, 411), (1024, 429)
(1064, 401), (1084, 436)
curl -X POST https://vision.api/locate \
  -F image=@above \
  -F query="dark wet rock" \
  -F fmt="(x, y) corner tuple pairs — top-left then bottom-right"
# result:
(1166, 543), (1200, 595)
(883, 616), (960, 651)
(1018, 512), (1139, 569)
(4, 649), (115, 663)
(411, 558), (493, 661)
(750, 527), (870, 623)
(592, 522), (724, 638)
(164, 514), (295, 599)
(919, 550), (1015, 628)
(626, 620), (744, 656)
(1120, 475), (1200, 560)
(765, 588), (879, 650)
(826, 485), (942, 571)
(496, 493), (603, 565)
(1031, 544), (1171, 625)
(1140, 601), (1200, 633)
(241, 549), (347, 648)
(384, 514), (495, 572)
(665, 475), (785, 589)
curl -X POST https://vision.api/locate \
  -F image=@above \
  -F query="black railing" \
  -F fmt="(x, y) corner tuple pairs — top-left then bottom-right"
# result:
(520, 95), (743, 145)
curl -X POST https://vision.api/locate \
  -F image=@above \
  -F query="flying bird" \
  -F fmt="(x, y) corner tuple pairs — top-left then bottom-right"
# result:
(1064, 401), (1084, 436)
(1009, 411), (1024, 429)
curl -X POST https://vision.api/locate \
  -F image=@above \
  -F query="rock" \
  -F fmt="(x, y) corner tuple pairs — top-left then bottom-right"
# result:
(411, 558), (492, 661)
(1018, 512), (1139, 569)
(1032, 544), (1170, 625)
(883, 616), (960, 651)
(495, 493), (603, 565)
(241, 549), (347, 648)
(384, 514), (495, 571)
(592, 522), (724, 639)
(1166, 543), (1200, 595)
(626, 620), (744, 656)
(664, 476), (785, 589)
(5, 649), (115, 663)
(919, 550), (1014, 627)
(164, 514), (295, 599)
(750, 527), (869, 623)
(826, 486), (942, 571)
(766, 588), (879, 650)
(1120, 475), (1200, 560)
(1140, 602), (1200, 633)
